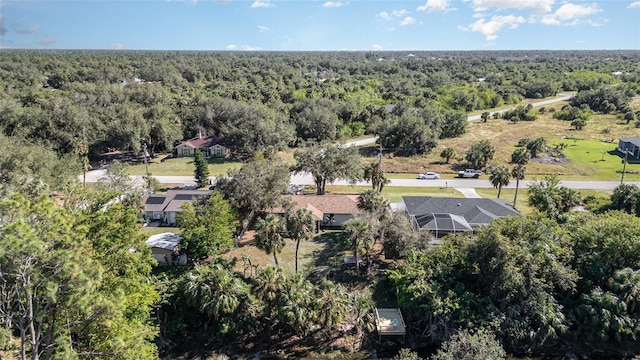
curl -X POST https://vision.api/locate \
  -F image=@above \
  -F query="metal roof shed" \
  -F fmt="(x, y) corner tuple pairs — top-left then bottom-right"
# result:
(374, 308), (406, 342)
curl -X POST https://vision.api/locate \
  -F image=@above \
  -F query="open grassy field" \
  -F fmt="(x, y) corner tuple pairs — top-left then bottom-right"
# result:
(376, 101), (640, 181)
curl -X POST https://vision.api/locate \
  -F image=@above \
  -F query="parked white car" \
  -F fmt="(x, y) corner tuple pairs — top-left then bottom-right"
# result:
(419, 172), (440, 180)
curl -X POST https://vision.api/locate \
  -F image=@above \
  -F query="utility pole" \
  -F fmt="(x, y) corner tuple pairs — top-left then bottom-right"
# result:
(143, 143), (150, 190)
(621, 150), (629, 184)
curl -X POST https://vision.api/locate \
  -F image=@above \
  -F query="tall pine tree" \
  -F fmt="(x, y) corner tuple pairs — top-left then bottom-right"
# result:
(194, 148), (210, 188)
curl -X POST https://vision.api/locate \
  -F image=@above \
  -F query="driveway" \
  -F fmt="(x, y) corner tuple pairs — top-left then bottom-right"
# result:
(456, 188), (481, 198)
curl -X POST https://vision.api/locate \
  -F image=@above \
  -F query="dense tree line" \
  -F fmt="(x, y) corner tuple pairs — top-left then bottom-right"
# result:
(389, 210), (640, 358)
(0, 50), (638, 166)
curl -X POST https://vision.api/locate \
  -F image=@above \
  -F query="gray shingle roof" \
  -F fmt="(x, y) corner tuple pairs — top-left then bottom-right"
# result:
(403, 196), (519, 229)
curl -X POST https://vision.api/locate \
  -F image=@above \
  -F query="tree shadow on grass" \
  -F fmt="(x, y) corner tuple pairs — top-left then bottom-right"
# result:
(309, 231), (346, 274)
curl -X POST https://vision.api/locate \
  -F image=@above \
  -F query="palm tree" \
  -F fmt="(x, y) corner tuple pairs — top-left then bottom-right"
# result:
(357, 189), (390, 220)
(286, 208), (315, 273)
(343, 217), (373, 276)
(489, 165), (511, 199)
(512, 164), (526, 207)
(277, 274), (315, 336)
(363, 161), (390, 192)
(252, 267), (285, 334)
(255, 214), (286, 267)
(182, 263), (247, 331)
(440, 147), (457, 164)
(316, 281), (350, 327)
(511, 147), (530, 208)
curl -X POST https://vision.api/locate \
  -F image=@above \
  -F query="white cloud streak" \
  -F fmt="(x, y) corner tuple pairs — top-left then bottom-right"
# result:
(460, 14), (525, 40)
(400, 16), (416, 26)
(392, 9), (409, 17)
(322, 1), (344, 8)
(372, 44), (383, 50)
(466, 0), (555, 14)
(629, 1), (640, 8)
(250, 0), (273, 8)
(540, 3), (602, 26)
(417, 0), (453, 12)
(258, 25), (269, 32)
(37, 37), (55, 46)
(12, 23), (41, 34)
(378, 11), (391, 21)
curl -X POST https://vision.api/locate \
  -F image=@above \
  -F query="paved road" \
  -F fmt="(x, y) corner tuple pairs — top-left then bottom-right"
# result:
(85, 165), (639, 191)
(466, 94), (574, 121)
(289, 173), (640, 190)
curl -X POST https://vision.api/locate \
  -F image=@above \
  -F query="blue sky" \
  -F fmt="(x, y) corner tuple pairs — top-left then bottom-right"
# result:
(1, 0), (639, 51)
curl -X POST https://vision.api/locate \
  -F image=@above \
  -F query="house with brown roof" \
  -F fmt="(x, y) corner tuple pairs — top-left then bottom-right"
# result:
(142, 189), (212, 226)
(269, 194), (361, 231)
(175, 132), (227, 158)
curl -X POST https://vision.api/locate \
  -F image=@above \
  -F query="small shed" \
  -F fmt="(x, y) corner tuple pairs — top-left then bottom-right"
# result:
(146, 233), (184, 266)
(374, 308), (406, 342)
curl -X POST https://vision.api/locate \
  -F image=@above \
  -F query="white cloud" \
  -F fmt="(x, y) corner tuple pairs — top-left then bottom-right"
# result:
(241, 45), (261, 51)
(467, 0), (554, 14)
(167, 0), (198, 5)
(392, 9), (409, 17)
(400, 16), (416, 26)
(540, 3), (602, 26)
(460, 14), (525, 40)
(372, 44), (383, 50)
(629, 1), (640, 8)
(37, 37), (55, 46)
(417, 0), (453, 12)
(226, 44), (237, 50)
(250, 0), (273, 8)
(323, 1), (344, 8)
(108, 43), (124, 50)
(12, 23), (41, 34)
(378, 11), (392, 21)
(258, 25), (269, 32)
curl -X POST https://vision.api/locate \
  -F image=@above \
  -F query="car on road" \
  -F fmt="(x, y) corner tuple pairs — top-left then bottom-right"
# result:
(419, 172), (440, 180)
(457, 169), (483, 178)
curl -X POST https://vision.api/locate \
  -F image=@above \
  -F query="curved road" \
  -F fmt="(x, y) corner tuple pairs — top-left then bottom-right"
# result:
(466, 94), (573, 121)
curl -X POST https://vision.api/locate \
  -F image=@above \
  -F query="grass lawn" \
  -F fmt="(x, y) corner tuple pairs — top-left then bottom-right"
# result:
(322, 185), (463, 203)
(226, 231), (338, 276)
(140, 226), (182, 236)
(552, 139), (640, 180)
(474, 188), (532, 214)
(129, 156), (243, 176)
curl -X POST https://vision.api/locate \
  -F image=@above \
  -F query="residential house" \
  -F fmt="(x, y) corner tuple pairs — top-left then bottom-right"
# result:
(142, 189), (212, 226)
(403, 196), (520, 238)
(618, 137), (640, 159)
(146, 232), (186, 266)
(269, 194), (361, 231)
(175, 133), (227, 158)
